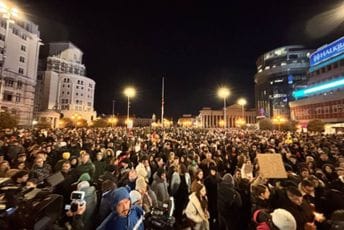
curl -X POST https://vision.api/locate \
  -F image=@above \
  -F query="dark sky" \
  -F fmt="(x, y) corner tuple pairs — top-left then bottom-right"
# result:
(19, 0), (344, 119)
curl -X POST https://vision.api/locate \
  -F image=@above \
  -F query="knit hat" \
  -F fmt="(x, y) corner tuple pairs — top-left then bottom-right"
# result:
(129, 190), (142, 205)
(112, 187), (130, 210)
(77, 181), (90, 190)
(77, 173), (91, 182)
(222, 173), (234, 186)
(271, 209), (296, 230)
(135, 176), (147, 191)
(62, 152), (70, 160)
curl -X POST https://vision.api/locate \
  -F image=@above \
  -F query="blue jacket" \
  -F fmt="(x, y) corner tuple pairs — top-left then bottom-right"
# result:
(97, 205), (144, 230)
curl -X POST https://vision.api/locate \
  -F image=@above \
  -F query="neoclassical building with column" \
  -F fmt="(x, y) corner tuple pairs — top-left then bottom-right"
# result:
(199, 104), (257, 128)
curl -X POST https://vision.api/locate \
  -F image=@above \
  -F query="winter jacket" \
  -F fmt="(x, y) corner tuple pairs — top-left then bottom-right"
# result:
(76, 160), (95, 179)
(170, 171), (181, 195)
(217, 174), (242, 230)
(151, 173), (170, 206)
(97, 187), (144, 230)
(93, 160), (107, 180)
(185, 192), (210, 230)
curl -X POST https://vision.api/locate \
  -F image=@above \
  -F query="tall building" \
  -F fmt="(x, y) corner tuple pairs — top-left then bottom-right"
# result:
(254, 46), (312, 118)
(0, 11), (41, 126)
(198, 105), (256, 128)
(290, 36), (344, 133)
(35, 42), (96, 127)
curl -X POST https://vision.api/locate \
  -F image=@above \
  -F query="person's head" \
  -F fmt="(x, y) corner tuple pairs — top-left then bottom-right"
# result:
(286, 186), (303, 206)
(156, 157), (164, 167)
(300, 179), (315, 196)
(0, 161), (10, 171)
(16, 162), (26, 170)
(34, 157), (44, 168)
(209, 163), (217, 176)
(113, 187), (131, 217)
(62, 152), (70, 160)
(130, 190), (142, 207)
(61, 161), (71, 173)
(194, 183), (206, 198)
(320, 152), (328, 161)
(17, 153), (27, 162)
(12, 170), (29, 184)
(81, 152), (90, 164)
(323, 164), (333, 174)
(194, 169), (203, 181)
(271, 209), (297, 230)
(300, 168), (310, 179)
(253, 184), (270, 200)
(96, 152), (103, 161)
(157, 168), (166, 181)
(205, 151), (212, 160)
(70, 157), (78, 166)
(26, 178), (38, 189)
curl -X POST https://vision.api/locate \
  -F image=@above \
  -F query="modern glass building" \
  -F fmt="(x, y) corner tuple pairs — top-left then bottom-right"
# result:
(290, 36), (344, 133)
(254, 46), (312, 118)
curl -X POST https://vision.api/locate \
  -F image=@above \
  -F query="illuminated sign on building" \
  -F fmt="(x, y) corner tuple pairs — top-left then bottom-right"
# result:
(293, 77), (344, 99)
(310, 36), (344, 67)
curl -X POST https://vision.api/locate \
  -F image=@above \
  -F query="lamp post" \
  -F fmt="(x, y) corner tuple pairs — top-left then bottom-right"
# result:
(273, 115), (286, 131)
(123, 87), (136, 124)
(237, 98), (247, 122)
(217, 87), (230, 128)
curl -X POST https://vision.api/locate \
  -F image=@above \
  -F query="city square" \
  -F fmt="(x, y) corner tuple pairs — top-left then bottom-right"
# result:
(0, 1), (343, 230)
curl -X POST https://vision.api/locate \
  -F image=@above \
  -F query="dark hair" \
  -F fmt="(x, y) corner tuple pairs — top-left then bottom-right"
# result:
(252, 184), (268, 198)
(301, 179), (314, 188)
(11, 170), (28, 181)
(286, 186), (302, 197)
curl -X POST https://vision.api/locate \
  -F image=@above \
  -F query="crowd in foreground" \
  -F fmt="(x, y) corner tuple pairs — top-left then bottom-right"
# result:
(0, 127), (343, 230)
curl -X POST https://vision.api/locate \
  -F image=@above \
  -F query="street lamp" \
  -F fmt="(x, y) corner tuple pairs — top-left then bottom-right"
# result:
(272, 115), (286, 131)
(123, 87), (136, 122)
(237, 98), (247, 121)
(217, 87), (230, 128)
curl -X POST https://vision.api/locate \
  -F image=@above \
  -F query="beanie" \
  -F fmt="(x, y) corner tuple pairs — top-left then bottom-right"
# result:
(222, 173), (234, 186)
(112, 187), (130, 210)
(271, 209), (296, 230)
(130, 190), (142, 205)
(78, 173), (91, 182)
(77, 181), (90, 190)
(62, 152), (70, 160)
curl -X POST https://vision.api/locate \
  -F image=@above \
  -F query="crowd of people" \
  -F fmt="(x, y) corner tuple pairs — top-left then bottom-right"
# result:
(0, 127), (343, 230)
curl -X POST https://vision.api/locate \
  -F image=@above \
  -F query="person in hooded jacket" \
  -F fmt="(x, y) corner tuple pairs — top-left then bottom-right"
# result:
(204, 163), (221, 229)
(97, 187), (144, 230)
(151, 167), (170, 207)
(217, 173), (242, 230)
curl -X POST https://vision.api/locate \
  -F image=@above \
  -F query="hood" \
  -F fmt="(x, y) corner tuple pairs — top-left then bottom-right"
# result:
(111, 187), (130, 211)
(222, 173), (234, 187)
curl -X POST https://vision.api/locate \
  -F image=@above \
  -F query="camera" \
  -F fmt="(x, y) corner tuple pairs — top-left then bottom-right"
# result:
(67, 191), (86, 213)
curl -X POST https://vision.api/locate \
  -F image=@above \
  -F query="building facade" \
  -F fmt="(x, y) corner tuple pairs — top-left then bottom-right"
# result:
(35, 42), (96, 127)
(0, 14), (41, 126)
(199, 105), (256, 128)
(290, 36), (344, 133)
(254, 46), (312, 118)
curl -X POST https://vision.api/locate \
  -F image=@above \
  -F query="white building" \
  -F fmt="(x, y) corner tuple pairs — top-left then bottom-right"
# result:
(0, 13), (41, 126)
(35, 42), (96, 127)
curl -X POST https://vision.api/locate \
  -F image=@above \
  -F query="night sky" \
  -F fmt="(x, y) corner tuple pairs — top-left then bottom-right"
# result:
(19, 0), (344, 119)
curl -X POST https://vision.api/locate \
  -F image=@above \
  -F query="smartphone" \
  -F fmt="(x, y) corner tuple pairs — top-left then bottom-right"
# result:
(65, 204), (71, 210)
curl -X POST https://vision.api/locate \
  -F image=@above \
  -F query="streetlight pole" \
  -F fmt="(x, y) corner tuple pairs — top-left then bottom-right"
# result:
(223, 97), (227, 129)
(238, 98), (247, 123)
(124, 87), (136, 127)
(217, 87), (230, 129)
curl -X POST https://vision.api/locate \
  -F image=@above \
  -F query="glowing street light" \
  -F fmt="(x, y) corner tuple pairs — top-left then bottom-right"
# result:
(237, 98), (247, 121)
(108, 117), (118, 127)
(272, 115), (286, 131)
(124, 87), (136, 123)
(217, 87), (230, 128)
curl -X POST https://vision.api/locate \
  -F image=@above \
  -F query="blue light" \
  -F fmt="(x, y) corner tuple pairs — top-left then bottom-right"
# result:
(310, 36), (344, 67)
(292, 77), (344, 99)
